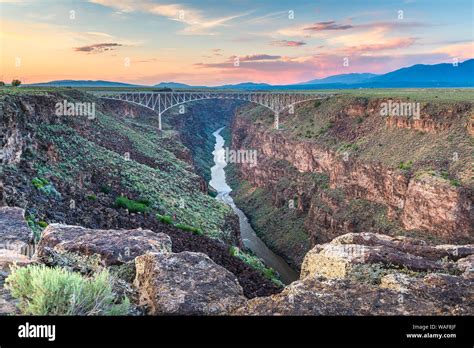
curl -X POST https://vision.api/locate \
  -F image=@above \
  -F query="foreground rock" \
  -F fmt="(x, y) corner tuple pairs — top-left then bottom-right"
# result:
(235, 232), (473, 315)
(301, 232), (472, 279)
(36, 224), (172, 267)
(0, 207), (35, 315)
(134, 252), (246, 315)
(234, 273), (473, 315)
(456, 255), (474, 279)
(0, 207), (33, 255)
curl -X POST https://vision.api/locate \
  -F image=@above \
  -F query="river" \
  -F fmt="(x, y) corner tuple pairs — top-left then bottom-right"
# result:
(209, 127), (299, 284)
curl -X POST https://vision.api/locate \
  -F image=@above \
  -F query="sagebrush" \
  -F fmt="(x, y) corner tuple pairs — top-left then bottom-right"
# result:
(6, 265), (130, 315)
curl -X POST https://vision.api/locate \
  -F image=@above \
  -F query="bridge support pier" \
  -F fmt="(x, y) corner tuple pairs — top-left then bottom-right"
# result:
(274, 112), (279, 130)
(159, 113), (162, 131)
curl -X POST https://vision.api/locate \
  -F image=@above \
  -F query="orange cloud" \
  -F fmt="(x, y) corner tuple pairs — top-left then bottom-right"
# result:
(74, 43), (123, 53)
(435, 42), (474, 60)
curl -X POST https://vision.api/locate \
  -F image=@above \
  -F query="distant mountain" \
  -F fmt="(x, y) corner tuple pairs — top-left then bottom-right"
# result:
(28, 80), (143, 87)
(370, 59), (474, 85)
(218, 82), (271, 90)
(300, 73), (378, 85)
(153, 82), (196, 88)
(27, 59), (474, 90)
(153, 81), (272, 90)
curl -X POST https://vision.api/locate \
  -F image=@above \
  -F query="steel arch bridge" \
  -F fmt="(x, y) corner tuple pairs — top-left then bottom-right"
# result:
(90, 90), (331, 130)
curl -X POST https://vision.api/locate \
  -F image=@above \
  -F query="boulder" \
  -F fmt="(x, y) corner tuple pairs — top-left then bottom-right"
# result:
(330, 232), (474, 261)
(234, 273), (473, 315)
(456, 255), (474, 279)
(301, 232), (472, 279)
(0, 207), (33, 255)
(36, 224), (172, 267)
(134, 252), (246, 315)
(380, 272), (414, 293)
(0, 249), (34, 273)
(0, 271), (19, 315)
(0, 207), (36, 315)
(301, 243), (448, 279)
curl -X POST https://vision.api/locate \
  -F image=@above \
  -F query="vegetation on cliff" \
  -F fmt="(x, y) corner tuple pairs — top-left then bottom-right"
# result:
(228, 90), (474, 268)
(0, 89), (282, 299)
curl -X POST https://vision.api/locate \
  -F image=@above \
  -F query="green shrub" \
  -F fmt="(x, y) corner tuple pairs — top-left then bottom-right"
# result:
(136, 198), (151, 207)
(38, 221), (48, 228)
(31, 177), (61, 197)
(32, 177), (49, 189)
(311, 172), (329, 188)
(114, 196), (150, 214)
(398, 160), (413, 171)
(26, 214), (47, 242)
(440, 171), (453, 181)
(230, 246), (283, 287)
(316, 121), (335, 136)
(100, 185), (112, 194)
(5, 265), (130, 315)
(86, 194), (97, 201)
(174, 223), (203, 235)
(450, 179), (461, 187)
(337, 142), (359, 153)
(156, 213), (173, 224)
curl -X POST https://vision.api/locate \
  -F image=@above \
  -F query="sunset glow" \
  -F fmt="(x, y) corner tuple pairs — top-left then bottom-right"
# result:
(1, 0), (473, 85)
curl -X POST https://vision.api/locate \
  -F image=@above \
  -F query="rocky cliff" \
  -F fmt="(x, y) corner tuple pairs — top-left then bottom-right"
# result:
(0, 90), (281, 299)
(229, 94), (473, 268)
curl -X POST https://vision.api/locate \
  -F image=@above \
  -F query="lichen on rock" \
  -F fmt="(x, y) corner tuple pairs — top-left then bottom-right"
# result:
(134, 251), (247, 315)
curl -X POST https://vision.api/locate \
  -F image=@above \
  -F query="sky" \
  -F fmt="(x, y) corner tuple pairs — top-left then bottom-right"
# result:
(1, 0), (473, 86)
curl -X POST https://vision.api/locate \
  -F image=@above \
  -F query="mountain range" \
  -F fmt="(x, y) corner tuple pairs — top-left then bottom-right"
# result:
(299, 73), (378, 85)
(29, 80), (144, 87)
(28, 59), (474, 89)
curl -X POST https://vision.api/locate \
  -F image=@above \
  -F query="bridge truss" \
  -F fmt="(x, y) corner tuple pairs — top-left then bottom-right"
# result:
(90, 91), (331, 130)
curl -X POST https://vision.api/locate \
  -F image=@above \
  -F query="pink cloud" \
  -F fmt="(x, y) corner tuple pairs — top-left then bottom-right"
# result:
(435, 42), (474, 60)
(191, 52), (453, 85)
(270, 40), (306, 47)
(240, 54), (281, 61)
(340, 37), (417, 54)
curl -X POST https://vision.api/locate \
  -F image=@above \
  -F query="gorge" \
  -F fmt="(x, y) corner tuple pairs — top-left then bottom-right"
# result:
(209, 127), (298, 284)
(0, 88), (473, 316)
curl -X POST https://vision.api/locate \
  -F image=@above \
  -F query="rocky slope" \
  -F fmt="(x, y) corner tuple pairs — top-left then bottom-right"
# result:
(0, 89), (281, 298)
(0, 90), (239, 241)
(229, 93), (473, 268)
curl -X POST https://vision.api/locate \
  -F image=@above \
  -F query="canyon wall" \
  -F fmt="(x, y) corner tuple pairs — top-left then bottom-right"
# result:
(229, 96), (473, 267)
